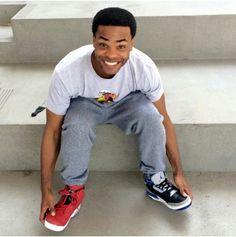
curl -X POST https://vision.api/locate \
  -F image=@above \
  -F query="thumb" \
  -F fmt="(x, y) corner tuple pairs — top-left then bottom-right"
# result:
(49, 205), (56, 216)
(179, 188), (188, 197)
(182, 191), (188, 197)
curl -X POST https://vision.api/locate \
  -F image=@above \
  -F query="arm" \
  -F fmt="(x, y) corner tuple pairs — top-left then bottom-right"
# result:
(39, 109), (65, 223)
(153, 94), (193, 199)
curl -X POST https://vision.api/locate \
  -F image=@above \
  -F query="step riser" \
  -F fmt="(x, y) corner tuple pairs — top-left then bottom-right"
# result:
(0, 43), (16, 61)
(1, 124), (235, 171)
(0, 15), (232, 62)
(136, 15), (236, 60)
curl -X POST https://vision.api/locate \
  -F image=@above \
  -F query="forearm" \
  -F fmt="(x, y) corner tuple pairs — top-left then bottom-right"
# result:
(153, 95), (192, 197)
(40, 125), (61, 193)
(163, 117), (183, 176)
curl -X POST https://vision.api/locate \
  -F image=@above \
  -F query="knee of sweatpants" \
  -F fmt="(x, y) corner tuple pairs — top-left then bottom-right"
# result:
(137, 102), (164, 123)
(61, 111), (97, 143)
(128, 93), (164, 122)
(63, 99), (98, 129)
(63, 96), (99, 128)
(129, 108), (164, 136)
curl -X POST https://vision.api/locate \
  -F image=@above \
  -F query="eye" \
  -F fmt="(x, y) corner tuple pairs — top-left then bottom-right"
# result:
(117, 45), (126, 50)
(98, 43), (107, 48)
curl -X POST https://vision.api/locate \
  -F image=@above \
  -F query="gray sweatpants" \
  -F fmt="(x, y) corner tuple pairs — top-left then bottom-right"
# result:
(59, 91), (166, 185)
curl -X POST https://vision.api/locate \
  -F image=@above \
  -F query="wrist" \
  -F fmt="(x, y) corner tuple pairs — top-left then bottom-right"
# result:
(173, 168), (184, 177)
(41, 185), (52, 194)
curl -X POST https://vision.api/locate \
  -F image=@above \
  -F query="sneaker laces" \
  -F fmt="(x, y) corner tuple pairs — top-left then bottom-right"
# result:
(55, 186), (83, 213)
(155, 179), (177, 197)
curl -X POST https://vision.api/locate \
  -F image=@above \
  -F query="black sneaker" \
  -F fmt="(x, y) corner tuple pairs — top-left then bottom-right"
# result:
(144, 171), (192, 211)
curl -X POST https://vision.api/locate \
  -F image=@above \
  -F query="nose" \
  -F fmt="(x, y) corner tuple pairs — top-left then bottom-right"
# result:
(105, 47), (118, 60)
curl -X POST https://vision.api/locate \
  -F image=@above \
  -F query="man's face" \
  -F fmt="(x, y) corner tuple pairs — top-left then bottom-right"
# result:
(92, 25), (134, 79)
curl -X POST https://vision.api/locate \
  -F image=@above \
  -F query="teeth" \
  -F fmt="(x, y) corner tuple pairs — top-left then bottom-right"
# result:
(105, 61), (118, 66)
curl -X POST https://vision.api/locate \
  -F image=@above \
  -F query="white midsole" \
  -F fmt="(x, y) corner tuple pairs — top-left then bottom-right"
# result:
(44, 205), (81, 232)
(147, 192), (192, 210)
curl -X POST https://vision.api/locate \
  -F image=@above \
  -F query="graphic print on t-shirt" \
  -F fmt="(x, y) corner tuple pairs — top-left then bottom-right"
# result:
(96, 90), (117, 103)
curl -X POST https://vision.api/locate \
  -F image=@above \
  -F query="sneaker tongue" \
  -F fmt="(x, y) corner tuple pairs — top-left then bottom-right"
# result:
(151, 171), (166, 185)
(64, 195), (72, 205)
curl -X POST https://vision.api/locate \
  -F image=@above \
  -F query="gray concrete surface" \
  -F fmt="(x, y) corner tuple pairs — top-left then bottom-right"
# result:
(0, 171), (235, 235)
(1, 1), (236, 62)
(0, 60), (236, 171)
(1, 123), (236, 172)
(0, 1), (25, 25)
(1, 60), (236, 125)
(0, 26), (13, 41)
(12, 0), (236, 18)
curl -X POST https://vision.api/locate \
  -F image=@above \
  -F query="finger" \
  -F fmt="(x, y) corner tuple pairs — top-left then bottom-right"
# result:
(179, 187), (188, 197)
(39, 207), (48, 223)
(49, 205), (56, 216)
(186, 188), (193, 200)
(183, 186), (193, 199)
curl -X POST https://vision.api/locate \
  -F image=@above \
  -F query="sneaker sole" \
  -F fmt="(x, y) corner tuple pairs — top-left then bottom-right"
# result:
(44, 205), (81, 232)
(146, 190), (192, 211)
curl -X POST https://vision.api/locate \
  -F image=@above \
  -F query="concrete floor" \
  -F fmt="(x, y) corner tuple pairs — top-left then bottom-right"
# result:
(0, 171), (235, 235)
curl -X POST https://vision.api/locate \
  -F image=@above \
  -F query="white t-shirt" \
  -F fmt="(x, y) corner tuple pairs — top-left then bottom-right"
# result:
(47, 45), (164, 115)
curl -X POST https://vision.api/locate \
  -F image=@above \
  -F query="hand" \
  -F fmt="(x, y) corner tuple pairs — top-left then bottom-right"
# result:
(173, 172), (193, 200)
(39, 190), (55, 224)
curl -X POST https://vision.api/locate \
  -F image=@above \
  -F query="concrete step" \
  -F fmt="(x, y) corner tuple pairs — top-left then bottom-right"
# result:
(0, 2), (25, 62)
(1, 0), (236, 62)
(0, 26), (14, 42)
(0, 60), (236, 171)
(0, 1), (26, 25)
(0, 170), (236, 235)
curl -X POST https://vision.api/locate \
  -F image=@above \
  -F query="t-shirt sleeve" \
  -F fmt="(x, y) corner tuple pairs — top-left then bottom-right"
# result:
(140, 61), (164, 102)
(46, 69), (71, 116)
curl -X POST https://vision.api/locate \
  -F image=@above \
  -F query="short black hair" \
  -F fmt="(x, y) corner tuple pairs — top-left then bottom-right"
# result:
(92, 7), (137, 38)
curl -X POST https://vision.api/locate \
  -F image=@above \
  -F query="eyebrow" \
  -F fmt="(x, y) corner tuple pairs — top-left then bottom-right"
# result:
(99, 36), (128, 43)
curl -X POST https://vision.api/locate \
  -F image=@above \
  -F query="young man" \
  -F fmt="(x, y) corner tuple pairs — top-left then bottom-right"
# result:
(40, 7), (193, 232)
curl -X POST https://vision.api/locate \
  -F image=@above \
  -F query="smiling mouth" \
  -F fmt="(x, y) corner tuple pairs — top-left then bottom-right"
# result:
(104, 61), (119, 66)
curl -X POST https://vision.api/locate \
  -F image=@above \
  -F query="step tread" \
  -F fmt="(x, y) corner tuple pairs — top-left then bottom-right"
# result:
(159, 60), (236, 124)
(0, 60), (236, 125)
(12, 0), (236, 20)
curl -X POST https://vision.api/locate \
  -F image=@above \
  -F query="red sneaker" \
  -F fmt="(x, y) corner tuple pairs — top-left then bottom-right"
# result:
(44, 185), (85, 232)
